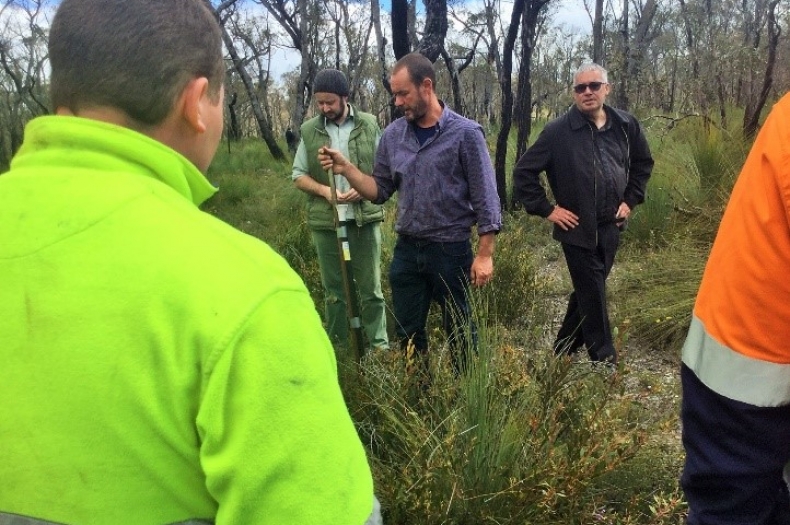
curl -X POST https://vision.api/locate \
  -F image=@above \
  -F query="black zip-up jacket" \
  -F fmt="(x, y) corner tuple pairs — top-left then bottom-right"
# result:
(513, 104), (654, 249)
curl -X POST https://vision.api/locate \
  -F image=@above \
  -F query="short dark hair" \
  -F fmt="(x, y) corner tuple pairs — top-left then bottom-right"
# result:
(49, 0), (224, 127)
(392, 52), (436, 89)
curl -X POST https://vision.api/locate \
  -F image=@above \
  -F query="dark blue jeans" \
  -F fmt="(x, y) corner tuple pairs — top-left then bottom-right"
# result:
(389, 236), (474, 372)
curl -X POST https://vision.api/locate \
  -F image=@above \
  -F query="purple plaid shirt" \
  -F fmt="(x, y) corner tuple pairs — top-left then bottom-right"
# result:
(372, 104), (501, 242)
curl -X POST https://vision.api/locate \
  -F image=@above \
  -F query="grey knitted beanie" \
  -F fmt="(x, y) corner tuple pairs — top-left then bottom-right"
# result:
(313, 69), (349, 97)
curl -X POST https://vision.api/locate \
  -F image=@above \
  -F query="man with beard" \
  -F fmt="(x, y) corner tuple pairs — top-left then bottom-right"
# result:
(319, 52), (501, 380)
(292, 68), (388, 354)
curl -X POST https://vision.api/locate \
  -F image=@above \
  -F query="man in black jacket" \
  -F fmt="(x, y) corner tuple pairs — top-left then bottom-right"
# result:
(513, 63), (654, 365)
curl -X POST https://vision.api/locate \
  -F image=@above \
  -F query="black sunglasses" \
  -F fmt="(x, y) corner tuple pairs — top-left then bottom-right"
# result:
(573, 81), (606, 94)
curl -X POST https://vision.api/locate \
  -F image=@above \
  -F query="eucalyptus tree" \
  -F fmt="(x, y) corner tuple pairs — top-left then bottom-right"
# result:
(610, 0), (660, 111)
(493, 0), (526, 208)
(255, 0), (324, 143)
(584, 0), (604, 63)
(258, 0), (383, 137)
(324, 0), (376, 107)
(741, 0), (780, 138)
(391, 0), (420, 59)
(492, 0), (556, 209)
(447, 0), (500, 122)
(211, 0), (285, 159)
(531, 24), (588, 119)
(481, 0), (504, 125)
(672, 0), (782, 130)
(0, 0), (50, 171)
(513, 0), (554, 159)
(370, 0), (392, 99)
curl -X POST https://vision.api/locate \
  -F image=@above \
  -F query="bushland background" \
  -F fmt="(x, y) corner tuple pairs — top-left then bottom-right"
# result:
(1, 0), (784, 522)
(201, 108), (745, 522)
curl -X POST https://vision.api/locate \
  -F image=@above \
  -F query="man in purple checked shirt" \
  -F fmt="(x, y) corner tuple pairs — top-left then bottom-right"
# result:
(320, 52), (501, 382)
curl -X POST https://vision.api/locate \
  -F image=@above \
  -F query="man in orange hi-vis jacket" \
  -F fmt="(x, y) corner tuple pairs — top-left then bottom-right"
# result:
(681, 92), (790, 524)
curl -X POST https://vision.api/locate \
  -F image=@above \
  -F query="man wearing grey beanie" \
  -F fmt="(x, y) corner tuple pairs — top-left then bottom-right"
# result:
(291, 69), (389, 355)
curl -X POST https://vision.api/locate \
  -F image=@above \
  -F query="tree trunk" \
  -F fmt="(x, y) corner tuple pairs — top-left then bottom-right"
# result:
(494, 0), (526, 211)
(514, 8), (532, 160)
(227, 92), (240, 141)
(417, 0), (448, 62)
(212, 5), (285, 160)
(592, 0), (604, 63)
(391, 0), (410, 59)
(370, 0), (392, 97)
(515, 1), (550, 163)
(625, 0), (657, 109)
(441, 48), (463, 113)
(677, 0), (699, 81)
(483, 0), (503, 127)
(615, 0), (630, 110)
(743, 0), (779, 138)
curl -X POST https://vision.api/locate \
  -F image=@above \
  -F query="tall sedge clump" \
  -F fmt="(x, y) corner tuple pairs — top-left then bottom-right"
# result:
(343, 285), (647, 524)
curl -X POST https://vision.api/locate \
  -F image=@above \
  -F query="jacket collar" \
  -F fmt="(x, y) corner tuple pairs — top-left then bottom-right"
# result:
(568, 103), (624, 131)
(16, 116), (217, 206)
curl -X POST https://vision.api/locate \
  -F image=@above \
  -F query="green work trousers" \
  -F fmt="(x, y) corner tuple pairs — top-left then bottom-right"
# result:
(311, 222), (389, 351)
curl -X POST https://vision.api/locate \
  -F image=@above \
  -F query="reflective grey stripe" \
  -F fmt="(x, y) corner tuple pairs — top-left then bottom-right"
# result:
(0, 513), (212, 525)
(683, 315), (790, 407)
(364, 495), (383, 525)
(0, 514), (64, 525)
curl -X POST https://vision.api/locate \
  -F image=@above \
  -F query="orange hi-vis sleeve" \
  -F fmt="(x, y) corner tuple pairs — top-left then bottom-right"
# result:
(694, 93), (790, 365)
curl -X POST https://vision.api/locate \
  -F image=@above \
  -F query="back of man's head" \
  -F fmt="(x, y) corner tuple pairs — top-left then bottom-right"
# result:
(393, 52), (436, 89)
(49, 0), (224, 128)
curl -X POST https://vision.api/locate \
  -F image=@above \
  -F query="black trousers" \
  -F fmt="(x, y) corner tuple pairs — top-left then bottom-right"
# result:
(554, 222), (620, 362)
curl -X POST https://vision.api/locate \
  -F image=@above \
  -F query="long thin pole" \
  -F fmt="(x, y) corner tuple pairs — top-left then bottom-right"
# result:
(326, 165), (365, 362)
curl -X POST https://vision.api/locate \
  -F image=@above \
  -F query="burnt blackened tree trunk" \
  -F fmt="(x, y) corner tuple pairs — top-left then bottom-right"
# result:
(391, 0), (411, 59)
(514, 0), (551, 162)
(493, 0), (526, 210)
(417, 0), (448, 62)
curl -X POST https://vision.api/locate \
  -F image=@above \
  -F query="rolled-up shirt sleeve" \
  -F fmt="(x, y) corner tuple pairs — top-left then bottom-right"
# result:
(462, 127), (501, 235)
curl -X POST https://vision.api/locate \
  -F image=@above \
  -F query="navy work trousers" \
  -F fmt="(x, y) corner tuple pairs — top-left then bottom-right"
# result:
(682, 364), (790, 525)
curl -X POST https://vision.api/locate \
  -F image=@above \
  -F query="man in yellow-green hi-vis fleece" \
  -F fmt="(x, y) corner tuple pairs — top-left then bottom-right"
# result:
(0, 1), (379, 524)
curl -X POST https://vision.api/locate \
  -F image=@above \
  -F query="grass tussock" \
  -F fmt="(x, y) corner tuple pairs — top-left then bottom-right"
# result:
(341, 291), (658, 524)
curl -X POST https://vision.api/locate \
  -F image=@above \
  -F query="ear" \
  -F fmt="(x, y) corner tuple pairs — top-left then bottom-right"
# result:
(420, 77), (433, 93)
(180, 77), (210, 134)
